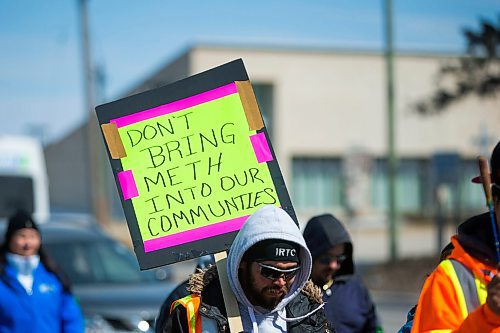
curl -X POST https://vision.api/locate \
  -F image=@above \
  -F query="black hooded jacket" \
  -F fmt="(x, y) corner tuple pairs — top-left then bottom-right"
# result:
(161, 266), (333, 333)
(457, 212), (498, 267)
(304, 214), (382, 333)
(304, 214), (354, 277)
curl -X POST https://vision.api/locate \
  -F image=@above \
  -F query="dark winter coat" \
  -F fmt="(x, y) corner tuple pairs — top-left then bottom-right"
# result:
(304, 214), (382, 333)
(162, 266), (333, 333)
(322, 274), (380, 333)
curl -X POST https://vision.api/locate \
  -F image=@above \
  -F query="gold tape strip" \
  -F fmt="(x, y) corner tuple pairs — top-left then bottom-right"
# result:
(235, 80), (264, 131)
(101, 123), (126, 159)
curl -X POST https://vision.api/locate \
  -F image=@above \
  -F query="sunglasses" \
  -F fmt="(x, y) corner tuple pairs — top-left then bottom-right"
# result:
(317, 254), (347, 265)
(257, 262), (300, 281)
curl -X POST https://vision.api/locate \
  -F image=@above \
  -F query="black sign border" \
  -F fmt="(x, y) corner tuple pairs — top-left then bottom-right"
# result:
(95, 59), (296, 269)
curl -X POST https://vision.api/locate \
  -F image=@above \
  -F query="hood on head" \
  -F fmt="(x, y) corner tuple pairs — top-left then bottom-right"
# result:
(226, 205), (312, 314)
(303, 213), (354, 276)
(457, 212), (498, 266)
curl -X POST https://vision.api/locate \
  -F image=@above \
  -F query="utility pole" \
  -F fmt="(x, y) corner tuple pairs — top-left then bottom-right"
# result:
(384, 0), (398, 261)
(78, 0), (108, 226)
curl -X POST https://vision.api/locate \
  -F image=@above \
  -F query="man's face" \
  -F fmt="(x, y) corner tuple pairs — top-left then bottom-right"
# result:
(311, 243), (346, 286)
(9, 228), (41, 257)
(239, 260), (299, 310)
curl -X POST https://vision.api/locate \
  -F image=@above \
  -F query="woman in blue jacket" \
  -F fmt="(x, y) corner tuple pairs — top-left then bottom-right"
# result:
(0, 210), (83, 333)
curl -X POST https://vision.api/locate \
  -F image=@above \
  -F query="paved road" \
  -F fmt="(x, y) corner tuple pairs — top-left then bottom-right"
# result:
(372, 290), (419, 333)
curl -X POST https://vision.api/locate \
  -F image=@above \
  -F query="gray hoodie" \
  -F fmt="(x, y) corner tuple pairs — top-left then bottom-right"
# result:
(227, 205), (313, 333)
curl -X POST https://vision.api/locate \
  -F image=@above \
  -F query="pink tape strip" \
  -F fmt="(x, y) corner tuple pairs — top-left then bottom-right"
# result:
(118, 170), (139, 200)
(250, 132), (273, 163)
(111, 83), (238, 128)
(143, 215), (249, 252)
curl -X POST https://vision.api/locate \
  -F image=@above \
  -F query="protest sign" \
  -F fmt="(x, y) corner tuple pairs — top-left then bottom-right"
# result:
(96, 59), (295, 269)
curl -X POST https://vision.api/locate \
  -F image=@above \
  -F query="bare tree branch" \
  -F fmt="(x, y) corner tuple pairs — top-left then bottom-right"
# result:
(414, 15), (500, 115)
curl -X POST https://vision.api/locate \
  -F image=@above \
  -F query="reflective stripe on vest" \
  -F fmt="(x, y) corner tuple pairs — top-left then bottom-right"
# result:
(170, 294), (202, 333)
(475, 274), (488, 305)
(440, 259), (481, 317)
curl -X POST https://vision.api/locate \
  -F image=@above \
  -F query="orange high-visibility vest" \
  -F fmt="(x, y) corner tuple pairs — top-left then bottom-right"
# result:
(411, 235), (500, 333)
(440, 259), (486, 316)
(170, 294), (202, 333)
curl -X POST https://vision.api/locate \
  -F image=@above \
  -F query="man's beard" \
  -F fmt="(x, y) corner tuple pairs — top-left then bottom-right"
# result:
(239, 263), (289, 310)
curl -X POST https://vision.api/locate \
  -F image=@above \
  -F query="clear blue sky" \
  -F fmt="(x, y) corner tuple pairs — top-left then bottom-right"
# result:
(0, 0), (498, 144)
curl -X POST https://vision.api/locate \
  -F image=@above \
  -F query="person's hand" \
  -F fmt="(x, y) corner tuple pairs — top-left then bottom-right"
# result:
(486, 272), (500, 315)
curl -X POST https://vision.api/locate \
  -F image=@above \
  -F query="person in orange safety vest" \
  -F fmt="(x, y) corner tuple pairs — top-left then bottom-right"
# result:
(411, 141), (500, 333)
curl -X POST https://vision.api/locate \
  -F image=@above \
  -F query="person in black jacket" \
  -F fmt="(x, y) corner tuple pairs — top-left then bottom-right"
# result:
(160, 205), (332, 333)
(154, 255), (214, 333)
(304, 214), (382, 333)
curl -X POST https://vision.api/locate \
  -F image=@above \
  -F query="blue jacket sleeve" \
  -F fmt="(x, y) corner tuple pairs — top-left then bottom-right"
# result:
(397, 305), (415, 333)
(61, 292), (84, 333)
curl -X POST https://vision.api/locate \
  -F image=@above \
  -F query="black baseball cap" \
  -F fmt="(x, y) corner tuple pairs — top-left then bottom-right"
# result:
(243, 239), (300, 263)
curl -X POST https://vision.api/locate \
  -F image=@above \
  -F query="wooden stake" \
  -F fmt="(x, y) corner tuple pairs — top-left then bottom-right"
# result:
(214, 251), (244, 332)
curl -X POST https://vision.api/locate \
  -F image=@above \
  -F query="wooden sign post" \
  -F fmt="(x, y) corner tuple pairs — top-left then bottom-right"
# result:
(214, 251), (244, 332)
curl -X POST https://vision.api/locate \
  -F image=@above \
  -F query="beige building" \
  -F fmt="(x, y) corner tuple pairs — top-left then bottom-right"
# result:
(46, 44), (500, 238)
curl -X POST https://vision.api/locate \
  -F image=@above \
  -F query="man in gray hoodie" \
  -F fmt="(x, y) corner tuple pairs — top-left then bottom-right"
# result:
(162, 205), (331, 333)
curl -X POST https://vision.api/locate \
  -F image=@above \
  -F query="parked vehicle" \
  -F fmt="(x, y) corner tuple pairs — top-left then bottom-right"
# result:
(0, 214), (175, 333)
(0, 135), (49, 223)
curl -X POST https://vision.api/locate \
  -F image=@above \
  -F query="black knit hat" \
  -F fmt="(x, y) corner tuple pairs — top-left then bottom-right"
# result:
(5, 210), (39, 243)
(243, 239), (300, 263)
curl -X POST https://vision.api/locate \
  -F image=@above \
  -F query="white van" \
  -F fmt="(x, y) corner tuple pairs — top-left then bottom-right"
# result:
(0, 136), (49, 223)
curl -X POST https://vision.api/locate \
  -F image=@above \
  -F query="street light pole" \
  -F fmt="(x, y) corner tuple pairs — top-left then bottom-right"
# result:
(78, 0), (108, 225)
(384, 0), (398, 261)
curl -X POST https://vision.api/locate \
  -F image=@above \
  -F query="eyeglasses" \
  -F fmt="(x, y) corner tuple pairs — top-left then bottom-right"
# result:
(257, 262), (300, 281)
(317, 254), (347, 265)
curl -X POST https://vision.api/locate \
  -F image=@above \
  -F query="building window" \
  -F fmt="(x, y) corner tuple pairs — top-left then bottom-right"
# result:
(371, 159), (428, 215)
(292, 156), (484, 219)
(292, 157), (343, 210)
(458, 159), (484, 212)
(372, 157), (484, 218)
